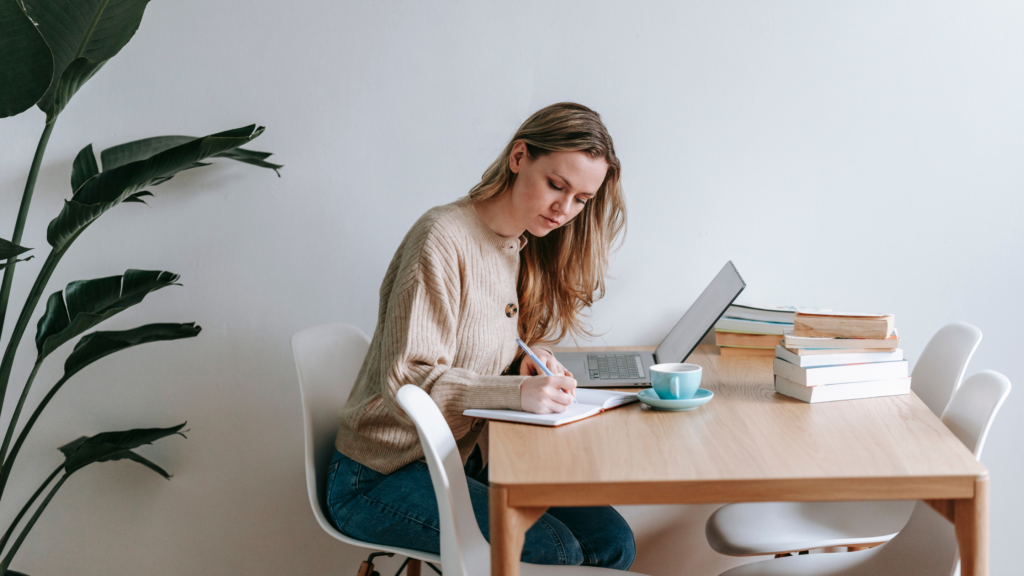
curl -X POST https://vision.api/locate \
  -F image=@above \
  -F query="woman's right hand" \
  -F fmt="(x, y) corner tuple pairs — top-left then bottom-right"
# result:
(520, 375), (577, 414)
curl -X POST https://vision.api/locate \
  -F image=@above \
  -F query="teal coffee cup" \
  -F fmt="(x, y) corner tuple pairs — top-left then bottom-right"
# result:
(650, 363), (703, 400)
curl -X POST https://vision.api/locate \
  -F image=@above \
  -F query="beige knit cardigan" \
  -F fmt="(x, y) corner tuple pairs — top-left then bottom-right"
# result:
(335, 197), (531, 474)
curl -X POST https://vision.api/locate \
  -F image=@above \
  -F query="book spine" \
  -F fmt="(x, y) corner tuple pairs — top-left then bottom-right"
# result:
(775, 375), (911, 403)
(793, 316), (893, 339)
(773, 358), (908, 386)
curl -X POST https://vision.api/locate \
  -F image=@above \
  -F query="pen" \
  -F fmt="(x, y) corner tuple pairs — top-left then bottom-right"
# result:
(516, 338), (576, 404)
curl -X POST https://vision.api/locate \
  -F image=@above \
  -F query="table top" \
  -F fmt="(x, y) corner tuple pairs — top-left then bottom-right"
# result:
(488, 345), (987, 507)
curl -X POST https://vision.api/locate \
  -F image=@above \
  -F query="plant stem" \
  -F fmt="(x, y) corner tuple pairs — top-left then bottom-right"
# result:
(0, 371), (71, 499)
(0, 246), (70, 457)
(0, 472), (68, 571)
(0, 119), (56, 342)
(0, 359), (41, 466)
(0, 464), (61, 556)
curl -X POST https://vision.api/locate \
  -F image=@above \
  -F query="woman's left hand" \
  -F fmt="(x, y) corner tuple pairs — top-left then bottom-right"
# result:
(520, 348), (573, 378)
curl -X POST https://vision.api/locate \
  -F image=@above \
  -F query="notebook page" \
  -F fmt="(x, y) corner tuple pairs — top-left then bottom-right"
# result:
(574, 389), (640, 408)
(463, 403), (602, 426)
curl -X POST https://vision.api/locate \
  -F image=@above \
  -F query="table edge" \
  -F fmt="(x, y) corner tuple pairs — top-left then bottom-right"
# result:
(493, 474), (987, 507)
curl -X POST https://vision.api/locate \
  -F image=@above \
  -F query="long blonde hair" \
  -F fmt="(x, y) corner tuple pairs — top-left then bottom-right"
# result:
(468, 103), (626, 348)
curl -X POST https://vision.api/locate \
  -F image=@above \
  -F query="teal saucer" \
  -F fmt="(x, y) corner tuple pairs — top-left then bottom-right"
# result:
(638, 388), (713, 411)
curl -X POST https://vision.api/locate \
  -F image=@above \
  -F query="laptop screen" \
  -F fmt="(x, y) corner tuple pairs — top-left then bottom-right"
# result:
(654, 261), (746, 364)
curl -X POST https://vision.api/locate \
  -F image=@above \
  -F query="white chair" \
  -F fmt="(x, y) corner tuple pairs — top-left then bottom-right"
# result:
(715, 369), (1010, 576)
(705, 322), (983, 557)
(293, 323), (441, 574)
(395, 384), (647, 576)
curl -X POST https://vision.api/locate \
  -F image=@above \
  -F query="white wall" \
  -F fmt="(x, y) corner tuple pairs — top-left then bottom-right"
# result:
(1, 1), (1021, 574)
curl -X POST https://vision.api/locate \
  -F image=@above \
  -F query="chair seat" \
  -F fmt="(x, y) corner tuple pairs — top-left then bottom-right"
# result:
(521, 563), (648, 576)
(706, 500), (914, 556)
(719, 547), (882, 575)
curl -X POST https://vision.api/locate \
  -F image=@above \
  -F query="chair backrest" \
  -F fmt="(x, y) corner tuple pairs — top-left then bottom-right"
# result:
(940, 370), (1010, 460)
(871, 369), (1010, 576)
(911, 322), (982, 416)
(396, 385), (493, 576)
(292, 323), (371, 522)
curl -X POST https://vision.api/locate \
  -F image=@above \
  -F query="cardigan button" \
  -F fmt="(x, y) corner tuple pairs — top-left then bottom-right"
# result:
(505, 303), (518, 318)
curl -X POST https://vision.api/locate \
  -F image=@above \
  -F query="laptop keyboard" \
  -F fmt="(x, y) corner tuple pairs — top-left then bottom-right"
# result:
(588, 354), (645, 380)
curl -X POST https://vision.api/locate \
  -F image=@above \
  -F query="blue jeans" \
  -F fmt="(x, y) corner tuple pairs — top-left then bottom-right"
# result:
(326, 449), (635, 569)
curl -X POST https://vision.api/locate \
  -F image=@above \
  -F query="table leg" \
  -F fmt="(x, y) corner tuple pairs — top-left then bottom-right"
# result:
(955, 475), (989, 576)
(406, 560), (421, 576)
(490, 484), (547, 576)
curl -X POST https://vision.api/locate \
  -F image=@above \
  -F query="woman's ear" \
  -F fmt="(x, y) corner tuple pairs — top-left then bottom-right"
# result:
(508, 141), (527, 174)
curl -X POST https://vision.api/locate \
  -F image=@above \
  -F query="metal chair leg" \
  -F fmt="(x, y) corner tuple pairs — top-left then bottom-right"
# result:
(358, 552), (394, 576)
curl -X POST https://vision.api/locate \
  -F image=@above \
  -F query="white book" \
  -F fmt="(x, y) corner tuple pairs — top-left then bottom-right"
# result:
(463, 389), (638, 427)
(783, 329), (900, 350)
(726, 304), (831, 324)
(773, 357), (909, 387)
(775, 375), (911, 403)
(715, 317), (792, 335)
(774, 346), (904, 368)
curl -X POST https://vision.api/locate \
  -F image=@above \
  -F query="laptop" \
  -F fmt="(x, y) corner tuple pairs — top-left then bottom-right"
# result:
(555, 261), (746, 387)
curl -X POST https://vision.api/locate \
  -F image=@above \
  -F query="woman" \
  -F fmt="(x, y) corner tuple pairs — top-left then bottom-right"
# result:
(327, 103), (632, 569)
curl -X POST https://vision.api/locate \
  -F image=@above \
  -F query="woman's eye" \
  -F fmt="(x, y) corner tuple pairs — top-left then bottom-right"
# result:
(574, 197), (587, 205)
(548, 179), (563, 191)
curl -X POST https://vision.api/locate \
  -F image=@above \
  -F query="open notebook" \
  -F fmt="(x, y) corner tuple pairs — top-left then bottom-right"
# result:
(463, 389), (639, 427)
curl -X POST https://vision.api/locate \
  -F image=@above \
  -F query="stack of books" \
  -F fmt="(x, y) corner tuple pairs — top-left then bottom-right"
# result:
(773, 312), (909, 403)
(714, 304), (798, 357)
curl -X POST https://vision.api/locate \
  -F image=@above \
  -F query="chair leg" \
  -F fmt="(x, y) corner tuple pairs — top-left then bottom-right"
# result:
(848, 546), (869, 552)
(358, 552), (394, 576)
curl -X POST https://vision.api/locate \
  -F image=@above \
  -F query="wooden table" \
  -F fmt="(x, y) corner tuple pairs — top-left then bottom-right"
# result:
(488, 345), (989, 576)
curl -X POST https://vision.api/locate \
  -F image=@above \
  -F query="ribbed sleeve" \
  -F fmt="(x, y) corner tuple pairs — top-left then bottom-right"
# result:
(335, 197), (529, 474)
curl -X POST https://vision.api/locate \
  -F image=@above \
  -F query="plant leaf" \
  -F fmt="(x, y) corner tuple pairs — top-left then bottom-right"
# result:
(0, 256), (33, 272)
(59, 423), (184, 475)
(121, 191), (153, 204)
(0, 239), (31, 260)
(0, 0), (54, 118)
(23, 0), (152, 118)
(48, 56), (106, 119)
(71, 144), (99, 193)
(58, 438), (171, 479)
(46, 125), (266, 250)
(35, 269), (180, 360)
(63, 323), (201, 378)
(101, 135), (282, 175)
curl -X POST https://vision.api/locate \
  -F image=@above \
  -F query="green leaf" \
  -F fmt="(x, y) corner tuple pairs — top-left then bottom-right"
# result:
(35, 269), (181, 360)
(24, 0), (152, 118)
(48, 56), (106, 119)
(46, 125), (267, 250)
(101, 135), (283, 175)
(0, 0), (54, 118)
(121, 191), (153, 204)
(59, 423), (184, 475)
(64, 323), (201, 377)
(71, 144), (99, 193)
(0, 239), (31, 260)
(0, 256), (33, 272)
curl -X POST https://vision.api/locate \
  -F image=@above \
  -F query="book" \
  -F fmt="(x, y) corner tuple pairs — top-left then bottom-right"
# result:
(714, 317), (792, 336)
(721, 347), (775, 357)
(793, 312), (896, 339)
(724, 304), (800, 323)
(725, 304), (832, 324)
(462, 389), (639, 427)
(783, 330), (900, 351)
(772, 357), (909, 387)
(774, 346), (904, 368)
(782, 346), (899, 356)
(715, 331), (784, 348)
(774, 375), (911, 403)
